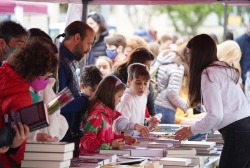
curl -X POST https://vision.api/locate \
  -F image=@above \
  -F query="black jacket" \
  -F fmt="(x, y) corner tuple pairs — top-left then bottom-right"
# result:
(109, 68), (156, 116)
(87, 30), (109, 65)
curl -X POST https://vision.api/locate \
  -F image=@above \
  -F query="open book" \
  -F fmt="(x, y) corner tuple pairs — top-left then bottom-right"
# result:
(48, 87), (74, 115)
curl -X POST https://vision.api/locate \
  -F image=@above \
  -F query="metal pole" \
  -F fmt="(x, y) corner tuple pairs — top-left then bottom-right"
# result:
(223, 3), (228, 42)
(80, 0), (89, 72)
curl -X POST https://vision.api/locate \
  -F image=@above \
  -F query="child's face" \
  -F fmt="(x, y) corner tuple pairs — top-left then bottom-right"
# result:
(128, 76), (149, 96)
(96, 59), (112, 77)
(80, 83), (98, 99)
(114, 89), (125, 107)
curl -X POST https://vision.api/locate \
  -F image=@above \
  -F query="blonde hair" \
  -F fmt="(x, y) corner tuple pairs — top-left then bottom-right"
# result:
(217, 40), (241, 64)
(96, 56), (112, 69)
(126, 36), (149, 50)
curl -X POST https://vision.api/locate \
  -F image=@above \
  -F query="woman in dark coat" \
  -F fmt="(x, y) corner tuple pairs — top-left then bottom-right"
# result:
(87, 12), (109, 65)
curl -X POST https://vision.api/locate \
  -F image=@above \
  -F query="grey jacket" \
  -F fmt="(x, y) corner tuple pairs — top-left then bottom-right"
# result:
(154, 51), (188, 112)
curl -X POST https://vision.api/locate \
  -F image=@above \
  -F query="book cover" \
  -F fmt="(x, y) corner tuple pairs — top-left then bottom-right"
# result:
(70, 162), (101, 168)
(80, 153), (117, 162)
(21, 159), (70, 168)
(3, 101), (49, 132)
(25, 142), (75, 153)
(71, 157), (109, 165)
(109, 159), (148, 165)
(163, 163), (199, 168)
(139, 142), (173, 148)
(182, 141), (216, 148)
(100, 149), (131, 156)
(166, 154), (196, 158)
(167, 148), (196, 155)
(159, 157), (192, 166)
(24, 151), (73, 161)
(130, 148), (166, 157)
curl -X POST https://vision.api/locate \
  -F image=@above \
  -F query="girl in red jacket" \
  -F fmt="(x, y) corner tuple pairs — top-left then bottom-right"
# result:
(80, 76), (136, 154)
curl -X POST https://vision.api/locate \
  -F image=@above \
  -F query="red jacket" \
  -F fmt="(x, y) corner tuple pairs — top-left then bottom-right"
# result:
(80, 102), (124, 154)
(0, 63), (32, 168)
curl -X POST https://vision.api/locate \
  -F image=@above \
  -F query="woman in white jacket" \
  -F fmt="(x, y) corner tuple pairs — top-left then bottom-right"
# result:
(27, 28), (68, 142)
(175, 34), (250, 168)
(155, 43), (189, 124)
(28, 78), (68, 142)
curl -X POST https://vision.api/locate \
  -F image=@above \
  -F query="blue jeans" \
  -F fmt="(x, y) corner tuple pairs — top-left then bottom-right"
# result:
(155, 105), (175, 124)
(219, 116), (250, 168)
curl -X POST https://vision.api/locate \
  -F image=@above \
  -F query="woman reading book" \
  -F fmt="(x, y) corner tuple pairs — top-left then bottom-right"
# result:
(80, 76), (136, 154)
(26, 28), (68, 143)
(174, 34), (250, 168)
(0, 38), (59, 168)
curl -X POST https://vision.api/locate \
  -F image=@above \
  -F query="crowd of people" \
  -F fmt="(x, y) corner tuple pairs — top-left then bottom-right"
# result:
(0, 12), (250, 168)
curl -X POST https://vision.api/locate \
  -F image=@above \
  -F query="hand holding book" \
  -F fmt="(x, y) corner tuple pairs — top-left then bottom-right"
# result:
(11, 122), (30, 148)
(48, 87), (74, 115)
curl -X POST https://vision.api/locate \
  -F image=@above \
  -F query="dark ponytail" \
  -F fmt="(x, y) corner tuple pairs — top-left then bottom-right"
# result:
(54, 21), (93, 43)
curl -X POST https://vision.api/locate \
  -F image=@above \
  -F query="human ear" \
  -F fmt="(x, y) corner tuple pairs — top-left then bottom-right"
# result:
(127, 79), (131, 87)
(0, 38), (6, 48)
(74, 33), (81, 43)
(117, 46), (123, 53)
(80, 83), (85, 90)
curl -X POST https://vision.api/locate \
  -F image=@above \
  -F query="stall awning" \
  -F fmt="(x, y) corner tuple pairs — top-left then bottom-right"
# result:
(0, 0), (47, 15)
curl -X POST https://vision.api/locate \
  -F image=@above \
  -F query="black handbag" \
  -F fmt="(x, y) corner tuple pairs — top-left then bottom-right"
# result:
(0, 127), (16, 148)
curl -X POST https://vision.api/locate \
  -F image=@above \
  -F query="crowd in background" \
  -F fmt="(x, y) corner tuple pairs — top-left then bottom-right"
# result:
(0, 11), (250, 168)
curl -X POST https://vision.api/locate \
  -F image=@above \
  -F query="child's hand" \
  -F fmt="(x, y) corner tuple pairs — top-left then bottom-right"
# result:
(134, 124), (150, 138)
(148, 117), (160, 128)
(124, 135), (136, 145)
(0, 146), (9, 153)
(112, 138), (125, 149)
(36, 133), (59, 142)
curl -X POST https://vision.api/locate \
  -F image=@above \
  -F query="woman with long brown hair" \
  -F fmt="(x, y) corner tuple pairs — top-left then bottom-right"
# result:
(175, 34), (250, 168)
(87, 12), (109, 65)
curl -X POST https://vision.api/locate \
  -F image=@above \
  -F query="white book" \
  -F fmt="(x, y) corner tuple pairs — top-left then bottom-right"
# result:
(182, 141), (216, 148)
(130, 148), (165, 157)
(163, 163), (199, 168)
(24, 151), (73, 161)
(21, 160), (70, 168)
(167, 148), (196, 155)
(160, 157), (192, 166)
(100, 149), (131, 156)
(167, 154), (196, 158)
(173, 156), (205, 166)
(80, 153), (117, 162)
(25, 142), (74, 153)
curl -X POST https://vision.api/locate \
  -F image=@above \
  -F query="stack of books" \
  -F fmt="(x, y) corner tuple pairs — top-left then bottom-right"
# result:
(100, 146), (166, 157)
(21, 142), (74, 168)
(206, 131), (224, 145)
(136, 137), (182, 148)
(166, 148), (196, 158)
(80, 153), (118, 163)
(70, 157), (110, 168)
(165, 147), (209, 167)
(182, 141), (220, 157)
(159, 157), (199, 168)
